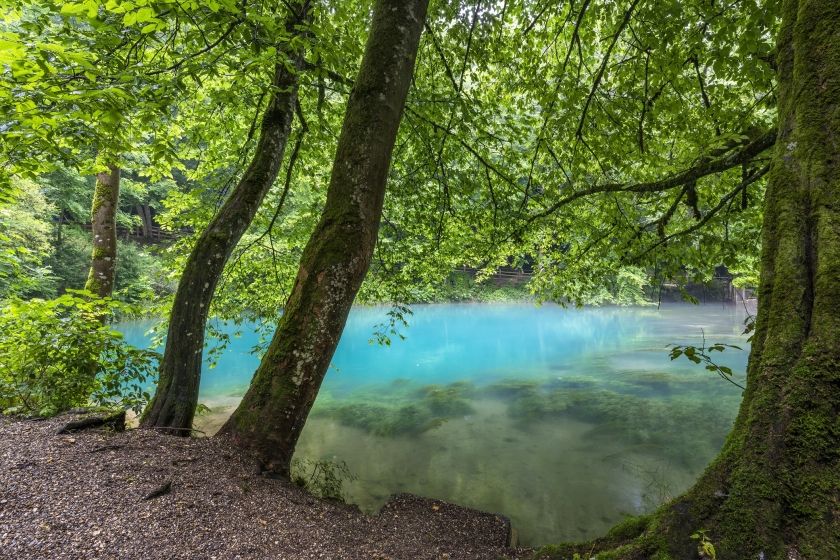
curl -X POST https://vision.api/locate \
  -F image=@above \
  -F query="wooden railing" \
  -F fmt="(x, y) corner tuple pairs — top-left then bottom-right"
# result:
(75, 222), (181, 242)
(454, 265), (533, 281)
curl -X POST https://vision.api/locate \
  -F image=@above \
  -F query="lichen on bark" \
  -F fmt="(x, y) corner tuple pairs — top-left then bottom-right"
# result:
(219, 0), (431, 477)
(140, 3), (311, 434)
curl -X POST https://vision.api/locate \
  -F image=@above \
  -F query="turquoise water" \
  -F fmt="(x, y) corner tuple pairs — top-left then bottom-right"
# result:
(120, 303), (751, 545)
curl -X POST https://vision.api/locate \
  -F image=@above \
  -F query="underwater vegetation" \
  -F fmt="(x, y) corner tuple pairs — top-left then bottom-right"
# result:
(311, 381), (475, 436)
(418, 382), (476, 416)
(291, 457), (357, 503)
(497, 377), (739, 467)
(312, 375), (740, 474)
(297, 360), (745, 545)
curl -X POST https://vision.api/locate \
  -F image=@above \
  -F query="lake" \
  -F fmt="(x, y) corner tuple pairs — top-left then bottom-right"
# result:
(120, 302), (751, 545)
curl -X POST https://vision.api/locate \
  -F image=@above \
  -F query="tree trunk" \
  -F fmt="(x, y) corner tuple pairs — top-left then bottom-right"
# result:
(557, 1), (840, 558)
(84, 164), (120, 297)
(140, 5), (310, 433)
(666, 1), (840, 555)
(218, 0), (429, 476)
(136, 204), (153, 238)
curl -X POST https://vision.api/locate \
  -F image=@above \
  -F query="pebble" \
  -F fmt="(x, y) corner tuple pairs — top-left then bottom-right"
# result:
(0, 414), (528, 559)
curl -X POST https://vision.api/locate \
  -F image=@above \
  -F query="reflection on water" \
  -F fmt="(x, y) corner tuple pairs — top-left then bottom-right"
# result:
(120, 303), (750, 545)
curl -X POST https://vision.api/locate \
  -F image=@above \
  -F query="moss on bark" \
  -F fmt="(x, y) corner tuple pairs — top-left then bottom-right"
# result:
(537, 1), (840, 558)
(84, 164), (120, 298)
(140, 5), (310, 434)
(219, 0), (431, 476)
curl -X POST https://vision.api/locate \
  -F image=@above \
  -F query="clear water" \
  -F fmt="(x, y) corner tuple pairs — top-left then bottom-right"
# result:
(119, 303), (751, 545)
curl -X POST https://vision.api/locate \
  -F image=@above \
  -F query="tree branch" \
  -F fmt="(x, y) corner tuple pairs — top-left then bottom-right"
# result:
(575, 0), (641, 139)
(626, 162), (771, 262)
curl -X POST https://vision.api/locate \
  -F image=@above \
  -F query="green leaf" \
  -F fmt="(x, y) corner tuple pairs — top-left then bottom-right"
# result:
(60, 3), (88, 15)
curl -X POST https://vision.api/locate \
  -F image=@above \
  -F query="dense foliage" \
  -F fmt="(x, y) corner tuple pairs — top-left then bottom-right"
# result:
(3, 0), (773, 318)
(0, 290), (158, 416)
(0, 171), (172, 300)
(5, 0), (837, 556)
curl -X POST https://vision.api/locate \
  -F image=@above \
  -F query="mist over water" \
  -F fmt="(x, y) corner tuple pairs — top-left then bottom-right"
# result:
(120, 303), (750, 545)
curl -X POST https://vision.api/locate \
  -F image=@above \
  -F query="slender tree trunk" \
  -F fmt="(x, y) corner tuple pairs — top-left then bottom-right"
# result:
(84, 164), (120, 297)
(558, 1), (840, 558)
(140, 5), (311, 433)
(219, 0), (429, 476)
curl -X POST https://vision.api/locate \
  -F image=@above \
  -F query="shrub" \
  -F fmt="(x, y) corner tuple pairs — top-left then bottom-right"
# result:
(0, 179), (56, 299)
(0, 290), (158, 416)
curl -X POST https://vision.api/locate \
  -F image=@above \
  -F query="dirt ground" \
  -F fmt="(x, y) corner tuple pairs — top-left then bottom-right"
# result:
(0, 413), (532, 560)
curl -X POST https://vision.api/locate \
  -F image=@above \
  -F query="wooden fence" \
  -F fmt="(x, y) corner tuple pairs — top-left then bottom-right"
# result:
(75, 222), (180, 242)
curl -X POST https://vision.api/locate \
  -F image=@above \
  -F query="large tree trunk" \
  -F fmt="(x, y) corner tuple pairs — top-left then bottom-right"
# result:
(136, 204), (153, 238)
(218, 0), (429, 476)
(664, 1), (840, 555)
(140, 5), (310, 433)
(555, 1), (840, 558)
(84, 164), (120, 297)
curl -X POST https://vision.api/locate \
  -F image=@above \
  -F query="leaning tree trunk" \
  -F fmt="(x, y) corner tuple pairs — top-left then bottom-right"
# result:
(140, 5), (310, 433)
(219, 0), (429, 476)
(571, 1), (839, 558)
(84, 164), (120, 297)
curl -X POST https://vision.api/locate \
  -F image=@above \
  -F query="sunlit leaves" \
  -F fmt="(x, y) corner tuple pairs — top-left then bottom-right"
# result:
(0, 290), (159, 416)
(1, 0), (781, 319)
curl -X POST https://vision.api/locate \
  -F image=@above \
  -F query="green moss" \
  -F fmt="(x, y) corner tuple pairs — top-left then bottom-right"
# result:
(481, 378), (543, 398)
(417, 383), (475, 416)
(506, 388), (570, 419)
(531, 507), (680, 560)
(312, 401), (434, 436)
(83, 273), (103, 294)
(90, 246), (110, 260)
(606, 515), (650, 541)
(89, 165), (119, 222)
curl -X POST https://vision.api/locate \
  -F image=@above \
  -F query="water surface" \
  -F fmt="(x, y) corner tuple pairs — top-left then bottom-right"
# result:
(120, 303), (750, 545)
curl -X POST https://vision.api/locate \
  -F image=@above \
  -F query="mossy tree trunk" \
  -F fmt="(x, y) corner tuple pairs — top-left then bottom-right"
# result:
(140, 4), (310, 433)
(560, 1), (839, 558)
(84, 164), (120, 298)
(218, 0), (429, 476)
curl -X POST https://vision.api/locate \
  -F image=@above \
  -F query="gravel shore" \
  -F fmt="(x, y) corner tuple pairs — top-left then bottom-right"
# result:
(0, 414), (531, 560)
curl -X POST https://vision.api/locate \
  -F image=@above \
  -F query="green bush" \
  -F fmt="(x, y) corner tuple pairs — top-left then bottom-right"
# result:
(0, 290), (159, 416)
(0, 179), (56, 299)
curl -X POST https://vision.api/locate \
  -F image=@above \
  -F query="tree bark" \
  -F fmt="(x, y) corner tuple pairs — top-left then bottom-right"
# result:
(136, 204), (153, 238)
(555, 1), (840, 558)
(218, 0), (430, 476)
(666, 1), (840, 555)
(84, 164), (120, 297)
(140, 4), (310, 433)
